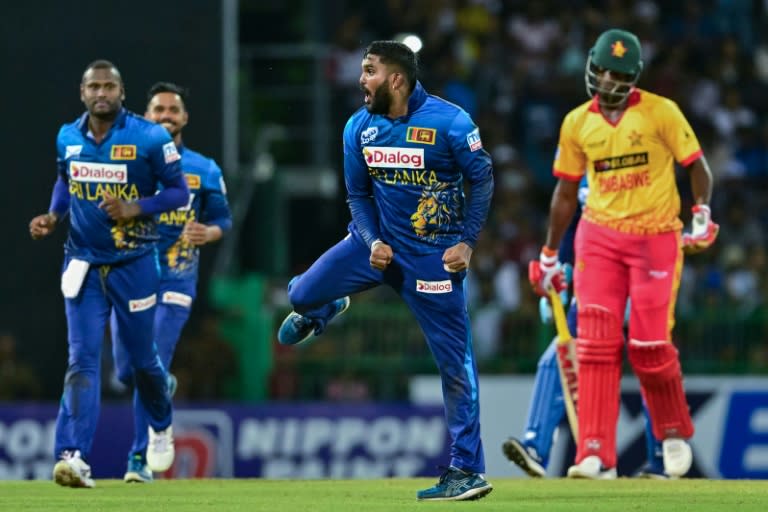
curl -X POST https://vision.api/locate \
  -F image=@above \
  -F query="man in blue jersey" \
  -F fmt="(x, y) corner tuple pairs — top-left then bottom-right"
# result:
(29, 60), (189, 488)
(503, 178), (666, 479)
(277, 41), (494, 501)
(112, 82), (232, 483)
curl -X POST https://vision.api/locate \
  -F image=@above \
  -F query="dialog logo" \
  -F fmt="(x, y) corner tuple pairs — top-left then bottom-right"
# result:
(70, 161), (127, 183)
(362, 147), (424, 169)
(416, 280), (453, 294)
(129, 293), (157, 312)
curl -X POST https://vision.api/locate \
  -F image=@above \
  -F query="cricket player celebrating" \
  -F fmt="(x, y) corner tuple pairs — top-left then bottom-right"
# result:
(529, 29), (718, 479)
(277, 41), (494, 501)
(29, 60), (188, 487)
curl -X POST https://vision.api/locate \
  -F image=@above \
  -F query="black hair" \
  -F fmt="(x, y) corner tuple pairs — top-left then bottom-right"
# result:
(363, 40), (419, 92)
(82, 59), (123, 84)
(147, 81), (189, 106)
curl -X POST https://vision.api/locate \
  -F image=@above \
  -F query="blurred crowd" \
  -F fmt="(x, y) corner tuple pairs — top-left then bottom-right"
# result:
(323, 0), (768, 363)
(6, 1), (768, 402)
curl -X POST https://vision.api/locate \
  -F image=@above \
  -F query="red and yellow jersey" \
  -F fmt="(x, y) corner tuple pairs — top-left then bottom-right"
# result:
(553, 89), (702, 234)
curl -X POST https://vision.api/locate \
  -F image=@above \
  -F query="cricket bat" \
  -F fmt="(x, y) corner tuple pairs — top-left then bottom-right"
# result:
(548, 288), (579, 441)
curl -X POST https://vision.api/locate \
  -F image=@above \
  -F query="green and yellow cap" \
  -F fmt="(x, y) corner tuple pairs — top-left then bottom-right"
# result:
(590, 28), (643, 75)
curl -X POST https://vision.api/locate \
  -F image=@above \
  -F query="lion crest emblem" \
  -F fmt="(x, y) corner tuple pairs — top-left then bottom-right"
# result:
(410, 183), (458, 238)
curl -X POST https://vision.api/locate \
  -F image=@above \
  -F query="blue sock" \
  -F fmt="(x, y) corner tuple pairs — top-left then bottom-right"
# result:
(642, 398), (664, 469)
(522, 340), (565, 466)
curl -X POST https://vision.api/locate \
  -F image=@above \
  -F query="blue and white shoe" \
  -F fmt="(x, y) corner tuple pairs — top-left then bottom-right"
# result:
(416, 466), (493, 501)
(502, 437), (546, 478)
(124, 454), (153, 483)
(277, 296), (350, 345)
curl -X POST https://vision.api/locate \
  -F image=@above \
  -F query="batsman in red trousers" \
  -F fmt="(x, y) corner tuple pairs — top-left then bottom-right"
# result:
(529, 28), (718, 479)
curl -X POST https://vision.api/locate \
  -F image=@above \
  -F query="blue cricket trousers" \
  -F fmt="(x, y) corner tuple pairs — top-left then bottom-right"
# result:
(112, 278), (194, 459)
(288, 232), (486, 473)
(54, 252), (172, 460)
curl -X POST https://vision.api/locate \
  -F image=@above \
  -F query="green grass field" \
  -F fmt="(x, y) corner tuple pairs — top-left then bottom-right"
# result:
(1, 478), (767, 512)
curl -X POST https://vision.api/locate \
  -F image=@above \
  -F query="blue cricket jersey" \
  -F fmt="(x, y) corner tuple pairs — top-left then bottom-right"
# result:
(55, 108), (186, 265)
(344, 81), (494, 255)
(156, 145), (232, 281)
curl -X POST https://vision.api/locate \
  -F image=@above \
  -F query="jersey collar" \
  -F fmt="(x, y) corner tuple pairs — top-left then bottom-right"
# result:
(405, 81), (428, 116)
(588, 89), (641, 126)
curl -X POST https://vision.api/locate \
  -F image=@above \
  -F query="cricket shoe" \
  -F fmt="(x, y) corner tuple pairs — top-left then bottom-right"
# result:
(277, 296), (350, 345)
(416, 466), (493, 501)
(632, 461), (668, 480)
(663, 438), (692, 478)
(124, 454), (153, 483)
(502, 437), (546, 478)
(567, 456), (617, 480)
(52, 450), (95, 488)
(147, 426), (175, 472)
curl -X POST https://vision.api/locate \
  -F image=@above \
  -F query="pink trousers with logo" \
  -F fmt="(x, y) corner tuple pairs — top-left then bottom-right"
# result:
(571, 219), (692, 467)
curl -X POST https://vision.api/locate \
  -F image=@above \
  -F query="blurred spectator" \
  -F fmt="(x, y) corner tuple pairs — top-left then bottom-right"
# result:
(252, 1), (768, 393)
(0, 332), (42, 400)
(173, 315), (237, 400)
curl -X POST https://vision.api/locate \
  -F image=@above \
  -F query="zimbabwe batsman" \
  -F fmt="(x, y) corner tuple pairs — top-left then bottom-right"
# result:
(529, 28), (718, 479)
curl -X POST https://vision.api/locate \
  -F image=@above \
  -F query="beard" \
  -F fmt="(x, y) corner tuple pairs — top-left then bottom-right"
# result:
(88, 99), (121, 120)
(366, 81), (392, 115)
(160, 120), (181, 138)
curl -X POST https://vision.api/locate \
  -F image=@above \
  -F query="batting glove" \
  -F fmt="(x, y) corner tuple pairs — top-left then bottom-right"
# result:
(529, 246), (567, 298)
(682, 204), (719, 255)
(538, 263), (572, 324)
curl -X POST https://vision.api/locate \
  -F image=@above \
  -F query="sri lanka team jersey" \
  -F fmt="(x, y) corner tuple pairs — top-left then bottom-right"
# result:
(553, 89), (703, 235)
(156, 146), (231, 281)
(56, 109), (184, 264)
(343, 82), (493, 254)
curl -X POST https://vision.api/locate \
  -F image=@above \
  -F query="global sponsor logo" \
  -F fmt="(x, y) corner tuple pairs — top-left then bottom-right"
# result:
(70, 161), (127, 183)
(363, 147), (424, 169)
(593, 152), (649, 172)
(360, 126), (378, 144)
(128, 293), (156, 312)
(416, 279), (453, 294)
(466, 128), (482, 152)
